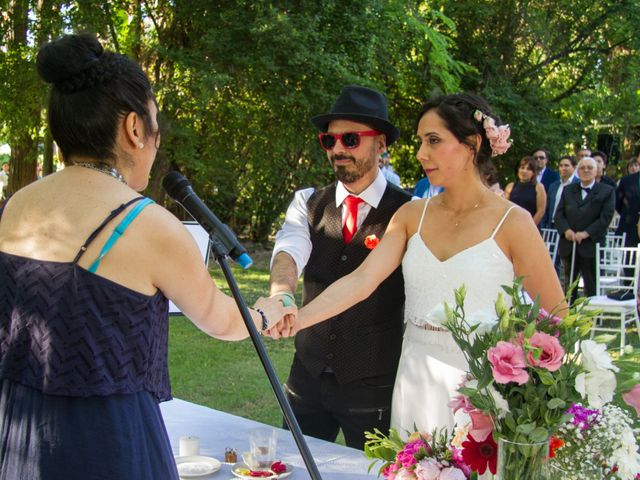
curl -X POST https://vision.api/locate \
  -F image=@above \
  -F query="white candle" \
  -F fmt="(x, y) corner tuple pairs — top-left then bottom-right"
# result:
(179, 436), (200, 456)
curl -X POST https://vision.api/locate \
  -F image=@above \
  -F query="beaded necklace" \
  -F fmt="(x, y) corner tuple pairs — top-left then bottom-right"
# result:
(73, 162), (127, 185)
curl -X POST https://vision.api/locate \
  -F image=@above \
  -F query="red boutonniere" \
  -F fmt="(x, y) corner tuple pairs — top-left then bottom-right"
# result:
(364, 234), (380, 250)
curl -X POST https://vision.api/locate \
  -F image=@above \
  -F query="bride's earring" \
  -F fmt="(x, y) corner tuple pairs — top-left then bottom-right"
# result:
(138, 143), (144, 149)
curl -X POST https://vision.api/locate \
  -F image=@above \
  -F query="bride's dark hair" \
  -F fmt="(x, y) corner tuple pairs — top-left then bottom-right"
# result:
(36, 33), (155, 164)
(417, 93), (504, 168)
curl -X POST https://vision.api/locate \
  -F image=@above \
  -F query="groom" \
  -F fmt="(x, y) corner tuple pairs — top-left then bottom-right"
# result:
(268, 85), (411, 449)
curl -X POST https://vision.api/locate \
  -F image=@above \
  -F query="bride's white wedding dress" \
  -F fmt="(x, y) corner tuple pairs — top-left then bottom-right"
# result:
(390, 199), (516, 436)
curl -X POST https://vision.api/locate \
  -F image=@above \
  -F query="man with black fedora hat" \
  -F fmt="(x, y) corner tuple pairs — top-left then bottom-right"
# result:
(266, 85), (411, 449)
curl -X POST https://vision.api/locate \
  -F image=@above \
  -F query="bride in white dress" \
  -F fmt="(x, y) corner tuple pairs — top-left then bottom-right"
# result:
(281, 93), (565, 435)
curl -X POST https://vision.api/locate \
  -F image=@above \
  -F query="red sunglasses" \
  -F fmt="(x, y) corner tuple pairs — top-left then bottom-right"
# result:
(318, 130), (382, 151)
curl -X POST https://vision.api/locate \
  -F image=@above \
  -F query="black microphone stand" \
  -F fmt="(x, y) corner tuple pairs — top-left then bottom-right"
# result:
(208, 236), (323, 480)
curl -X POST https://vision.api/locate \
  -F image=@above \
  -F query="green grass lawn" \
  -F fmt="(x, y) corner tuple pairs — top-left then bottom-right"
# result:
(168, 253), (297, 427)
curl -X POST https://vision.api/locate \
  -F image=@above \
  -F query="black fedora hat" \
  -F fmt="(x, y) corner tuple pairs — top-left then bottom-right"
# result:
(311, 85), (400, 146)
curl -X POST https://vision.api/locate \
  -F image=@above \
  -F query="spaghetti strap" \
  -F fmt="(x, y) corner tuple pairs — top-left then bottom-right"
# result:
(72, 197), (146, 264)
(88, 198), (155, 273)
(416, 198), (431, 234)
(491, 206), (516, 238)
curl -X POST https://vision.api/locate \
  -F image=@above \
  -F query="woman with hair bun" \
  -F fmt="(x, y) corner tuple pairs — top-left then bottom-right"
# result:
(0, 34), (291, 479)
(266, 93), (565, 434)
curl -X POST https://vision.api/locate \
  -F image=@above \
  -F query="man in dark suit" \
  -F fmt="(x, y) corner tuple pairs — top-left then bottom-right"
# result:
(616, 169), (640, 248)
(267, 86), (411, 449)
(541, 155), (579, 229)
(555, 157), (615, 303)
(532, 148), (560, 192)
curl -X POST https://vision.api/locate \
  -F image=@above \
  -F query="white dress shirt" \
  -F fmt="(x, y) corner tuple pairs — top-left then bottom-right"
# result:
(580, 180), (595, 200)
(536, 166), (546, 184)
(271, 171), (388, 277)
(552, 178), (575, 220)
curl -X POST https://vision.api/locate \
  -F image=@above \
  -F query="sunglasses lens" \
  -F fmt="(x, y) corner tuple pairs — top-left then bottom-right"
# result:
(341, 133), (360, 149)
(320, 134), (336, 150)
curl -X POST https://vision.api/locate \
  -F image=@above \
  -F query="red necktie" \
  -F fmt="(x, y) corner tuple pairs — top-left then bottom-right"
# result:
(343, 195), (364, 244)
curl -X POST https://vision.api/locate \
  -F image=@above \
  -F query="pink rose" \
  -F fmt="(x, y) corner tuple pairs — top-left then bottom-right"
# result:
(414, 458), (440, 480)
(383, 462), (399, 480)
(439, 467), (466, 480)
(395, 468), (417, 480)
(536, 307), (562, 326)
(622, 384), (640, 416)
(487, 341), (530, 385)
(468, 409), (494, 441)
(527, 332), (564, 372)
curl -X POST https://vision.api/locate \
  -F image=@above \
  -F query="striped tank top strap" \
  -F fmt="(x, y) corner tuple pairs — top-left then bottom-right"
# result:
(88, 198), (155, 273)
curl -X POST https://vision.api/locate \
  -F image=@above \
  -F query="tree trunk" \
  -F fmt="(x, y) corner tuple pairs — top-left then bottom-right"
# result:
(43, 129), (54, 176)
(8, 136), (37, 197)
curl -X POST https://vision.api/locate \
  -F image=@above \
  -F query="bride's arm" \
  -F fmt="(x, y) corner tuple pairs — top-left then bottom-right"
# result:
(295, 203), (411, 331)
(501, 207), (568, 316)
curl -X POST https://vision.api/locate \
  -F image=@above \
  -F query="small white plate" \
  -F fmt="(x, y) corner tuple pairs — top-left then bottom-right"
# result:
(175, 455), (222, 478)
(231, 462), (293, 479)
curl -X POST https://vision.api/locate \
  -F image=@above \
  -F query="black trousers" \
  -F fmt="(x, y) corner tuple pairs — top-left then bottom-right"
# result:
(283, 357), (395, 450)
(562, 252), (596, 303)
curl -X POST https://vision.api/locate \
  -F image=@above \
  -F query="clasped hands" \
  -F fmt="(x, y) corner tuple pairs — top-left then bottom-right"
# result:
(253, 294), (300, 339)
(564, 229), (590, 244)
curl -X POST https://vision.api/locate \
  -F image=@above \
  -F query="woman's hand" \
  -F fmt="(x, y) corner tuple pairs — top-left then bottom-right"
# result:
(253, 296), (297, 338)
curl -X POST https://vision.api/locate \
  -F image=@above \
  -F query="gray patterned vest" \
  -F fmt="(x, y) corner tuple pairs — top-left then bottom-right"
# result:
(295, 182), (411, 384)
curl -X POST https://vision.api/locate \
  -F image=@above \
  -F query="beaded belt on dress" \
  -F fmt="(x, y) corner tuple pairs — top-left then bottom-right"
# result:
(413, 322), (448, 332)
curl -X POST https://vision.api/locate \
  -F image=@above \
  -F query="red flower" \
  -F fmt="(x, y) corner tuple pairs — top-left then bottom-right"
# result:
(270, 461), (287, 474)
(364, 234), (380, 250)
(548, 436), (564, 459)
(461, 433), (498, 475)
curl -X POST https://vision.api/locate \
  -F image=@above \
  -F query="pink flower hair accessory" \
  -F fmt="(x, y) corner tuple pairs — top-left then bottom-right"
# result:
(473, 109), (513, 157)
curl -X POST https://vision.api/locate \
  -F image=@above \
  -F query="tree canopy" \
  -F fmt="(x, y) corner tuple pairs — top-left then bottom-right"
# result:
(1, 1), (639, 240)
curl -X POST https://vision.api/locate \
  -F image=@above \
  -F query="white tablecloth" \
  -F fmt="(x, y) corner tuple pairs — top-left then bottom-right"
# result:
(161, 398), (380, 479)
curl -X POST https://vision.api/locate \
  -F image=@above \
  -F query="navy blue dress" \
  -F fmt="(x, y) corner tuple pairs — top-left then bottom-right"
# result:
(510, 181), (538, 218)
(0, 197), (179, 480)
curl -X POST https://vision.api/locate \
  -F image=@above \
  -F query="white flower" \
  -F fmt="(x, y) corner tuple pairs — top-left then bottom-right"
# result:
(467, 308), (498, 335)
(439, 467), (466, 480)
(414, 458), (441, 480)
(575, 370), (617, 408)
(580, 340), (619, 372)
(609, 429), (640, 480)
(396, 467), (418, 480)
(425, 303), (448, 328)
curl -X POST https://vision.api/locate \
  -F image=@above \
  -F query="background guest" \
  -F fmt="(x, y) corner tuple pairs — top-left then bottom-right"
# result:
(379, 150), (401, 186)
(615, 163), (640, 249)
(531, 148), (560, 192)
(625, 156), (640, 176)
(592, 150), (617, 188)
(480, 160), (504, 196)
(541, 155), (579, 229)
(0, 162), (8, 200)
(577, 146), (592, 160)
(413, 174), (444, 198)
(505, 155), (547, 225)
(554, 156), (615, 303)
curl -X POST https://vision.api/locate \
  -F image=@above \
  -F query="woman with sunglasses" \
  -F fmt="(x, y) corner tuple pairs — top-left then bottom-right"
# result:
(0, 34), (291, 480)
(270, 93), (565, 436)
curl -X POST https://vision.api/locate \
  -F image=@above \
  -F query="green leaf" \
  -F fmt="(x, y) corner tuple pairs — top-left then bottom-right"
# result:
(537, 369), (555, 386)
(546, 398), (566, 410)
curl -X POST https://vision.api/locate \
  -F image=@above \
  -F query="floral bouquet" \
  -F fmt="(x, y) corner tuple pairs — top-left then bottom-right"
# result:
(442, 278), (615, 478)
(364, 427), (471, 479)
(550, 403), (640, 479)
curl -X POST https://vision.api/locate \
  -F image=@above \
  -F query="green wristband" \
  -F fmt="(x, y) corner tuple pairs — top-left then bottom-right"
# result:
(273, 291), (295, 307)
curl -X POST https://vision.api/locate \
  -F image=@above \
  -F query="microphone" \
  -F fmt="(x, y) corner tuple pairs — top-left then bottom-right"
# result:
(163, 171), (253, 269)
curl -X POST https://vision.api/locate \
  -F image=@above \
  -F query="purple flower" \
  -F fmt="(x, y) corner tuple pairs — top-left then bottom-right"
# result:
(567, 403), (600, 430)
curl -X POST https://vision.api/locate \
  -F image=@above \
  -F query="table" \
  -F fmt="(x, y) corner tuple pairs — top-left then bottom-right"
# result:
(161, 398), (380, 479)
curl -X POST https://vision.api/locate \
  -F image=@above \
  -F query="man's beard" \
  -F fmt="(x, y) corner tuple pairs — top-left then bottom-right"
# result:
(331, 152), (376, 184)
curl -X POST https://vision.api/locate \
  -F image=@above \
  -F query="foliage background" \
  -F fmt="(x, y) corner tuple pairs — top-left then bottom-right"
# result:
(1, 1), (640, 240)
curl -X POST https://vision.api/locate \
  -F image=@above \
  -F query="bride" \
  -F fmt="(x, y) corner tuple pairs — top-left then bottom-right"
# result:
(269, 93), (565, 435)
